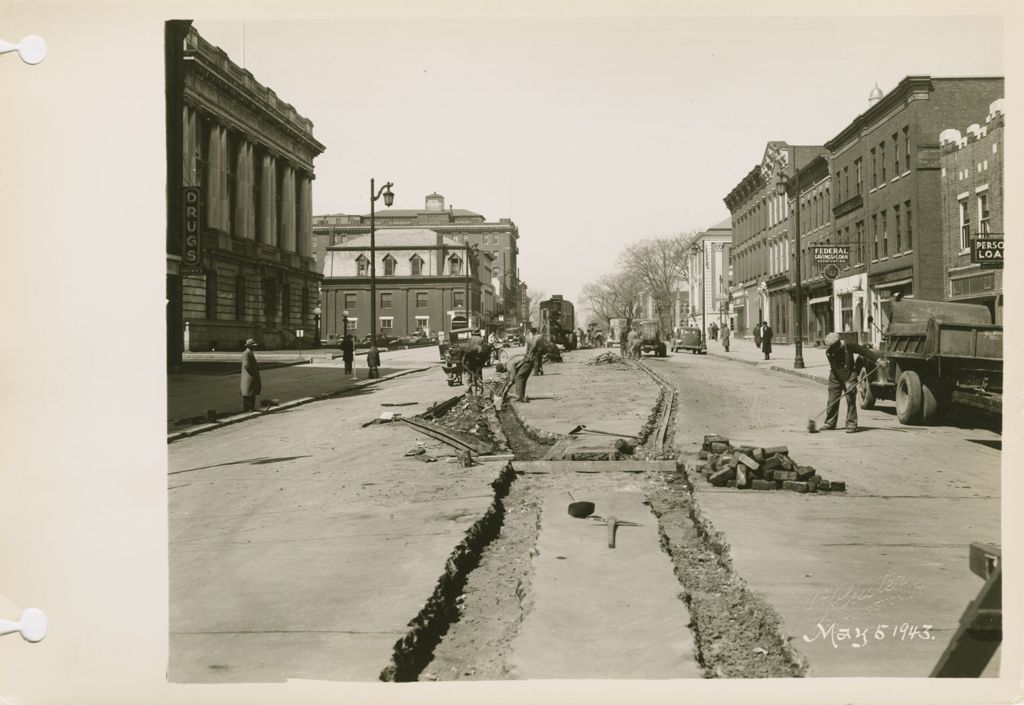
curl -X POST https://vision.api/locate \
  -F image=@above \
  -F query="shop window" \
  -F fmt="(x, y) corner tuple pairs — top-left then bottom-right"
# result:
(841, 293), (854, 332)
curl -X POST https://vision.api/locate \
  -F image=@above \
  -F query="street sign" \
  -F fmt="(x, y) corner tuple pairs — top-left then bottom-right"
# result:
(182, 186), (204, 274)
(971, 238), (1004, 267)
(822, 263), (840, 281)
(812, 245), (850, 265)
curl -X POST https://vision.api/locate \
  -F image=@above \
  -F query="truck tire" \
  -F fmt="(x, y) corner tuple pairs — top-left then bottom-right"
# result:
(920, 376), (945, 424)
(857, 367), (876, 409)
(896, 370), (924, 424)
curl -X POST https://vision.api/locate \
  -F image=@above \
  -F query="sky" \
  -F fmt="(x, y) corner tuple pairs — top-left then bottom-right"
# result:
(193, 9), (1004, 308)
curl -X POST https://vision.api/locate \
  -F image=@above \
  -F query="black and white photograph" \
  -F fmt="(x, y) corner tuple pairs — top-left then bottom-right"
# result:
(1, 1), (1021, 703)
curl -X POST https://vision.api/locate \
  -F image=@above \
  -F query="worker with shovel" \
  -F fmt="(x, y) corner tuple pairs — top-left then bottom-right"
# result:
(495, 338), (546, 403)
(820, 332), (878, 433)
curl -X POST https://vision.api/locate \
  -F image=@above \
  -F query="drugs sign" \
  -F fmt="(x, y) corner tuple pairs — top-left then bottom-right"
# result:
(971, 238), (1004, 267)
(182, 187), (204, 274)
(812, 246), (850, 265)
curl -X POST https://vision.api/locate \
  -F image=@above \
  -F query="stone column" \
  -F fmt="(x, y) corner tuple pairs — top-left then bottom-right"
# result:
(219, 128), (230, 232)
(206, 125), (222, 229)
(260, 154), (276, 246)
(234, 139), (252, 239)
(298, 173), (312, 257)
(280, 166), (297, 252)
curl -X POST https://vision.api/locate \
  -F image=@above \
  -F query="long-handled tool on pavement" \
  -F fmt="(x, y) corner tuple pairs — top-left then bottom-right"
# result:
(588, 515), (641, 548)
(567, 491), (595, 518)
(807, 357), (884, 433)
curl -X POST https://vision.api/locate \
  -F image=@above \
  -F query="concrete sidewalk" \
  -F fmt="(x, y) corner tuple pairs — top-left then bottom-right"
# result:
(701, 336), (833, 385)
(168, 345), (442, 433)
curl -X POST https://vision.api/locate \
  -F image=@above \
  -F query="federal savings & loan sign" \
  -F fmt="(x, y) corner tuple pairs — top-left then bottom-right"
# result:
(811, 245), (850, 265)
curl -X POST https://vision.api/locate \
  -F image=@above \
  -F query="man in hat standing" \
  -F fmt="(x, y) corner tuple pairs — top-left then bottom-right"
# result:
(760, 321), (773, 360)
(822, 332), (878, 433)
(241, 338), (262, 412)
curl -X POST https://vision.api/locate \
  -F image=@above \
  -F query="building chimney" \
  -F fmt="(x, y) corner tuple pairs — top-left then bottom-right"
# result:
(868, 83), (883, 106)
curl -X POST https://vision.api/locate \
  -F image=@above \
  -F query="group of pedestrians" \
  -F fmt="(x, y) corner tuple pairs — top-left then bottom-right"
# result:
(751, 321), (774, 360)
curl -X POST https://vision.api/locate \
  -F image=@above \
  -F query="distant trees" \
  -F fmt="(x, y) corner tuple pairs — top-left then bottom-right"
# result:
(581, 231), (697, 332)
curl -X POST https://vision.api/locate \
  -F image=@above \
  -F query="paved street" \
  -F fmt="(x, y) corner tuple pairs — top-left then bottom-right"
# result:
(168, 345), (1001, 681)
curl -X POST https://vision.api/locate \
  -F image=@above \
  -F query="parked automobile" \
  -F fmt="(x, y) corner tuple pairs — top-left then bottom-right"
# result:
(673, 326), (706, 354)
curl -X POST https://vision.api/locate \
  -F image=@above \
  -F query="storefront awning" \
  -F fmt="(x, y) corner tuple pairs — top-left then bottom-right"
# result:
(807, 296), (831, 305)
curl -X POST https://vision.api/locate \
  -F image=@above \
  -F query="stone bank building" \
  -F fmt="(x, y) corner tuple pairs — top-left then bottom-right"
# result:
(314, 193), (522, 332)
(165, 21), (325, 365)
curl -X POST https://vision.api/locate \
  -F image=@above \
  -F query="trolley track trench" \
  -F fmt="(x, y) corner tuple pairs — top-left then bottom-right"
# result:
(381, 357), (803, 681)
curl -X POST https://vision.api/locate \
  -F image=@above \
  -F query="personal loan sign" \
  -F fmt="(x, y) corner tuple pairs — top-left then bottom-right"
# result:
(812, 245), (850, 265)
(971, 238), (1004, 267)
(182, 187), (204, 274)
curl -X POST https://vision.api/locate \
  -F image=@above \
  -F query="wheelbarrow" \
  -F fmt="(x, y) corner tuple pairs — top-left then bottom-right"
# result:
(441, 363), (464, 387)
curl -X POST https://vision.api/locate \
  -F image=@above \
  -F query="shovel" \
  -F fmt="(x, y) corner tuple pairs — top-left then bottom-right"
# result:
(567, 491), (595, 518)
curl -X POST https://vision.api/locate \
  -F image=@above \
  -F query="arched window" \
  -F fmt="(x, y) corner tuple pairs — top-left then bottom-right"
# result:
(410, 254), (424, 276)
(383, 254), (396, 276)
(356, 255), (368, 276)
(449, 255), (462, 275)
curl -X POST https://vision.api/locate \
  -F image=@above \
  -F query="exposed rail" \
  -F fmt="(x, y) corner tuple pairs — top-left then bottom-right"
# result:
(632, 360), (676, 451)
(399, 416), (493, 454)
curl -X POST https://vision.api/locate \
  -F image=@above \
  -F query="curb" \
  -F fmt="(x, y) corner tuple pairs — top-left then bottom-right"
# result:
(167, 366), (432, 443)
(704, 350), (829, 387)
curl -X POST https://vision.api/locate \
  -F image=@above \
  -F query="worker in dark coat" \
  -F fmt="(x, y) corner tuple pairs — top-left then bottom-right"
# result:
(367, 346), (381, 379)
(497, 339), (545, 403)
(761, 322), (773, 360)
(340, 333), (355, 374)
(720, 322), (731, 352)
(821, 332), (878, 433)
(753, 321), (762, 349)
(240, 338), (261, 412)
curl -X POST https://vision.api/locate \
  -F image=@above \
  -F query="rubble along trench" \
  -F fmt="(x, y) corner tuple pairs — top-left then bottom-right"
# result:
(382, 362), (806, 681)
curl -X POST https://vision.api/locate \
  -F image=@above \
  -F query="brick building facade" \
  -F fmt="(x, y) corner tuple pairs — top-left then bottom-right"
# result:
(319, 229), (495, 340)
(792, 155), (835, 346)
(825, 76), (1004, 345)
(724, 141), (825, 341)
(165, 21), (325, 362)
(938, 98), (1004, 324)
(314, 193), (521, 331)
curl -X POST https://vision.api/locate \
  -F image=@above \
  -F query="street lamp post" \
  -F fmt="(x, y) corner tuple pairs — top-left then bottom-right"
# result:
(313, 306), (321, 347)
(778, 171), (805, 369)
(342, 308), (349, 338)
(369, 178), (395, 347)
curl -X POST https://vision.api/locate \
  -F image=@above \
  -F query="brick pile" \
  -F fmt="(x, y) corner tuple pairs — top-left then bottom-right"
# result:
(692, 435), (846, 493)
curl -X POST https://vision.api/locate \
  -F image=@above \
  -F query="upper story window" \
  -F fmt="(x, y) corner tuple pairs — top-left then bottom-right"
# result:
(410, 254), (424, 276)
(870, 149), (877, 189)
(903, 127), (911, 171)
(880, 141), (887, 182)
(449, 255), (463, 275)
(892, 132), (900, 178)
(356, 255), (368, 276)
(959, 198), (971, 251)
(855, 158), (863, 195)
(978, 191), (990, 235)
(382, 255), (396, 276)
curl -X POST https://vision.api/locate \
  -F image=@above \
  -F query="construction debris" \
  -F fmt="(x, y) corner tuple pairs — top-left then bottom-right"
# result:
(692, 435), (846, 493)
(587, 351), (624, 365)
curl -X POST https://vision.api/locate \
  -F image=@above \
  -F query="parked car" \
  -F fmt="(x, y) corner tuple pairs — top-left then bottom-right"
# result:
(673, 326), (706, 354)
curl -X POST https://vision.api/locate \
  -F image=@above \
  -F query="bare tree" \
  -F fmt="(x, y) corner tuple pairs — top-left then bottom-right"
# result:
(526, 286), (546, 327)
(580, 271), (644, 331)
(623, 232), (696, 331)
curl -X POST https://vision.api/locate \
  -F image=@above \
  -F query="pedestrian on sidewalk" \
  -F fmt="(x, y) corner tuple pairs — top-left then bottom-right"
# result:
(821, 331), (877, 433)
(721, 323), (730, 352)
(753, 321), (762, 349)
(627, 327), (639, 360)
(240, 338), (261, 412)
(761, 322), (773, 360)
(341, 333), (354, 374)
(367, 346), (381, 379)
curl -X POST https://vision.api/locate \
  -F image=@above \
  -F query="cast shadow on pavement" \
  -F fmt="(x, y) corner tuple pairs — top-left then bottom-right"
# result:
(171, 455), (311, 476)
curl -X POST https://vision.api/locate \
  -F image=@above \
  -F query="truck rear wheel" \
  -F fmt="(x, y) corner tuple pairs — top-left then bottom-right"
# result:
(857, 367), (876, 410)
(920, 376), (945, 424)
(896, 370), (924, 424)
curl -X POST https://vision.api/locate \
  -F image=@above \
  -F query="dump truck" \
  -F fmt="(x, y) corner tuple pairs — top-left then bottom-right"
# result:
(639, 319), (668, 357)
(858, 299), (1002, 425)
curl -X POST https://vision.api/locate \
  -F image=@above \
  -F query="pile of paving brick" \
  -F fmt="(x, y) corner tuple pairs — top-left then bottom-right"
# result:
(694, 435), (846, 493)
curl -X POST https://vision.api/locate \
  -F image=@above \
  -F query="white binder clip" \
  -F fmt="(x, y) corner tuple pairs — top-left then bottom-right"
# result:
(0, 35), (47, 64)
(0, 608), (47, 642)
